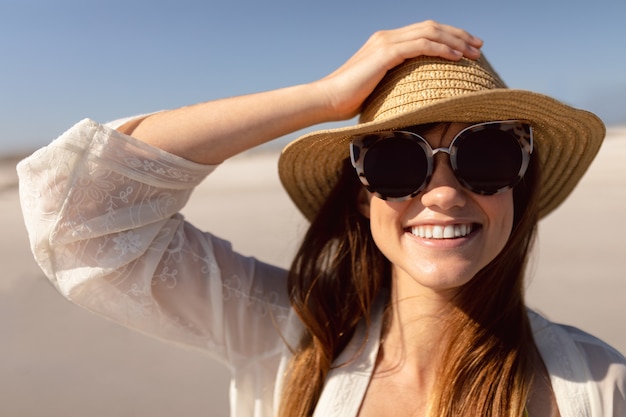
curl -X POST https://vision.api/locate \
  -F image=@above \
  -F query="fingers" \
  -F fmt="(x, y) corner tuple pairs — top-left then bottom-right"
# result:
(406, 20), (483, 53)
(365, 20), (483, 66)
(418, 20), (483, 59)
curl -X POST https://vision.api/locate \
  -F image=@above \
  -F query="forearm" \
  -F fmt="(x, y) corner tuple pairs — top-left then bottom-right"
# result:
(117, 21), (484, 165)
(119, 82), (334, 165)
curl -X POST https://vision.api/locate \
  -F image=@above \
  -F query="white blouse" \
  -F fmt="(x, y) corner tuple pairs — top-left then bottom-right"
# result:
(17, 119), (626, 417)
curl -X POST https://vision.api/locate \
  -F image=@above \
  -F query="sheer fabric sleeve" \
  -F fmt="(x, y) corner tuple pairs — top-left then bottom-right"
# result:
(17, 119), (292, 368)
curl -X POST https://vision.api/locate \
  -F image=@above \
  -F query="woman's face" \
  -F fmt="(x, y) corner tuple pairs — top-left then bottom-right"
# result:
(358, 123), (514, 298)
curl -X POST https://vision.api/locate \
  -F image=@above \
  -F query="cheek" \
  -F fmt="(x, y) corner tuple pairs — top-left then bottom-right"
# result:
(367, 198), (406, 248)
(357, 188), (373, 219)
(486, 192), (515, 252)
(367, 200), (391, 240)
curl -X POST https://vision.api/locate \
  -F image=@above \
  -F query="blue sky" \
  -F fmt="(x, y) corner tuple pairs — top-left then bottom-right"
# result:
(1, 0), (625, 156)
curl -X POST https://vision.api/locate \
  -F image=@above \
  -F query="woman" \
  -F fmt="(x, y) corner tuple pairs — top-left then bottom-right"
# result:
(18, 21), (625, 417)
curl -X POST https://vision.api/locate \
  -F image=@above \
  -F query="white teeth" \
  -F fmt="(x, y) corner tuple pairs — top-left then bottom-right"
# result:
(410, 224), (474, 239)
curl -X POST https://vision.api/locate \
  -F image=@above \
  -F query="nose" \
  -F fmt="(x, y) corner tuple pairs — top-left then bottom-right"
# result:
(419, 155), (467, 210)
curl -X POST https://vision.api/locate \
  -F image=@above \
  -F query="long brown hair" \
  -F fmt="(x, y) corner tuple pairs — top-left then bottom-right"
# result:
(429, 126), (542, 416)
(279, 123), (542, 417)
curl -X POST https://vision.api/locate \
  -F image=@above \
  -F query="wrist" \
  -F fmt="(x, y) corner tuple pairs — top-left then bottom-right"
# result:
(306, 79), (361, 123)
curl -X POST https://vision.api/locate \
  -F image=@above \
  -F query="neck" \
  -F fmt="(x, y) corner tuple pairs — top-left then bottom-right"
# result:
(376, 271), (460, 386)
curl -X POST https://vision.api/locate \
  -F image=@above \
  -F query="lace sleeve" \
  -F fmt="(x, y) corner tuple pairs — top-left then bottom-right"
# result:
(17, 119), (292, 367)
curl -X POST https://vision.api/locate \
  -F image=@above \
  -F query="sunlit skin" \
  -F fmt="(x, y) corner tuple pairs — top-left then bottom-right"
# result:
(358, 123), (515, 303)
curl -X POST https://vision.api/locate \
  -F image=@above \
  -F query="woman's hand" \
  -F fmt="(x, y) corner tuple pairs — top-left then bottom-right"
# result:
(314, 20), (483, 121)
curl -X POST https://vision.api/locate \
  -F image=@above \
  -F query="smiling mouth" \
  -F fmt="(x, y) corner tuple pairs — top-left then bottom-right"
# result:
(408, 224), (477, 239)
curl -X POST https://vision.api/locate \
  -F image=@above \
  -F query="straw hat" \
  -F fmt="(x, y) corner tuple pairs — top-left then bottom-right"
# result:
(278, 55), (605, 221)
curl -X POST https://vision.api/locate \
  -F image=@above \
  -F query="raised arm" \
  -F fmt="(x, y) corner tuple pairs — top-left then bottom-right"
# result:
(17, 19), (484, 370)
(119, 20), (483, 165)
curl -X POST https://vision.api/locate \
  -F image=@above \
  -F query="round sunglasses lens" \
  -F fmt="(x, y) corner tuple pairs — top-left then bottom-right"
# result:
(455, 128), (523, 194)
(363, 134), (428, 198)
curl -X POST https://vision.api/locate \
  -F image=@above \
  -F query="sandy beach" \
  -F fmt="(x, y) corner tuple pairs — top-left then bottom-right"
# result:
(1, 126), (625, 417)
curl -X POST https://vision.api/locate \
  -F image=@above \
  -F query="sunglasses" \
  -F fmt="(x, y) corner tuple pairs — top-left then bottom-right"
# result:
(349, 120), (534, 201)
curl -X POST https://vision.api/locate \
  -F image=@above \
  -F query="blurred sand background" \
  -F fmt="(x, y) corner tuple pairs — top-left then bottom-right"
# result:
(1, 126), (625, 417)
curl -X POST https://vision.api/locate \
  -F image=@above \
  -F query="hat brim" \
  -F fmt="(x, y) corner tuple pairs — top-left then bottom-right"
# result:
(278, 88), (605, 221)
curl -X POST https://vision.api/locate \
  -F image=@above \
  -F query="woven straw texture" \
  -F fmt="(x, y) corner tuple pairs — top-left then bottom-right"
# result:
(279, 56), (605, 221)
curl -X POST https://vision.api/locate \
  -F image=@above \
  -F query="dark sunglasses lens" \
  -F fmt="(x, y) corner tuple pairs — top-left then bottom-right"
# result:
(363, 135), (429, 198)
(455, 128), (523, 194)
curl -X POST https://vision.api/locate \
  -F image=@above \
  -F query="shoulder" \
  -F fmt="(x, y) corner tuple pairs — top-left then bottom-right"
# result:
(529, 309), (626, 365)
(529, 310), (626, 416)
